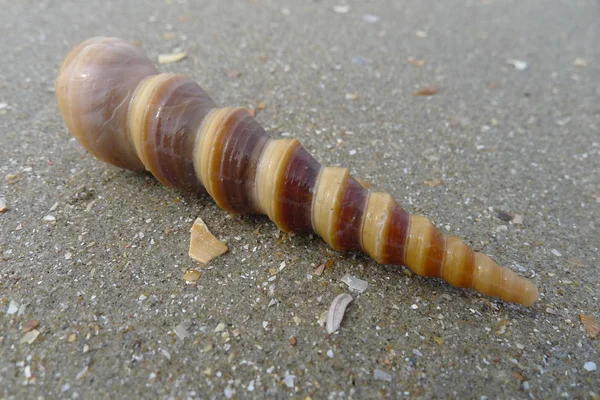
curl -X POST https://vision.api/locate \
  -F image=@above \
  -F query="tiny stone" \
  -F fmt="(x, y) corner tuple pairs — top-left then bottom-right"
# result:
(43, 215), (56, 222)
(289, 336), (297, 346)
(327, 349), (334, 358)
(161, 349), (171, 360)
(65, 252), (72, 260)
(573, 58), (587, 67)
(411, 304), (418, 310)
(262, 321), (269, 329)
(67, 334), (77, 343)
(551, 249), (562, 257)
(24, 365), (32, 378)
(293, 316), (302, 325)
(224, 387), (234, 399)
(0, 197), (7, 212)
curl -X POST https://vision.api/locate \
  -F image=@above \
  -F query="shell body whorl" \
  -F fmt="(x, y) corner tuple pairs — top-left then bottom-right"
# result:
(55, 37), (539, 306)
(56, 37), (159, 171)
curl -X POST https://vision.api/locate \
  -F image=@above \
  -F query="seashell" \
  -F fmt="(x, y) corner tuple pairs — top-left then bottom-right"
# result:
(326, 293), (354, 334)
(55, 37), (539, 306)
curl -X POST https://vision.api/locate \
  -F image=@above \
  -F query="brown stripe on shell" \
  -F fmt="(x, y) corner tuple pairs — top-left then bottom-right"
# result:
(380, 202), (410, 266)
(141, 74), (215, 191)
(276, 144), (321, 233)
(215, 111), (271, 214)
(205, 108), (248, 211)
(424, 227), (446, 278)
(331, 176), (368, 251)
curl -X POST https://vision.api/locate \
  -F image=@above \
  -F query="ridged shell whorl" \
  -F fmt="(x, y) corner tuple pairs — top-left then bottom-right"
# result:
(56, 37), (158, 171)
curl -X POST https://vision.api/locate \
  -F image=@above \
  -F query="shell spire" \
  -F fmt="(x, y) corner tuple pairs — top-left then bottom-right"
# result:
(55, 37), (539, 306)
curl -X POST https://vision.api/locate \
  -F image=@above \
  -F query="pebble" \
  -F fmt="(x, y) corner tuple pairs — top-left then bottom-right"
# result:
(214, 322), (226, 332)
(0, 197), (7, 212)
(43, 215), (56, 222)
(551, 249), (562, 257)
(327, 349), (334, 358)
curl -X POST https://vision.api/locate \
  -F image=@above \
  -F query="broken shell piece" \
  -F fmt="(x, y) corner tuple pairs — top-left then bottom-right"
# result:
(158, 51), (187, 64)
(326, 293), (353, 334)
(580, 314), (600, 339)
(20, 329), (40, 344)
(0, 197), (7, 213)
(183, 269), (202, 282)
(341, 274), (368, 293)
(189, 217), (228, 263)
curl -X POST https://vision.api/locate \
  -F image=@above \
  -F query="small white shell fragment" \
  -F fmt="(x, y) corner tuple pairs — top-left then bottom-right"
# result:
(362, 14), (380, 23)
(175, 323), (190, 341)
(214, 322), (226, 332)
(551, 249), (562, 257)
(341, 274), (368, 293)
(0, 197), (7, 213)
(75, 366), (88, 380)
(333, 5), (350, 13)
(43, 215), (56, 222)
(584, 361), (597, 372)
(326, 293), (353, 334)
(374, 368), (392, 382)
(158, 51), (187, 64)
(189, 217), (228, 263)
(20, 329), (40, 344)
(283, 371), (295, 388)
(507, 59), (528, 71)
(7, 300), (19, 315)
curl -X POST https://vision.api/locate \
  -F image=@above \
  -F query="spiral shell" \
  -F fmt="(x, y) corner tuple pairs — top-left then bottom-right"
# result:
(55, 37), (539, 306)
